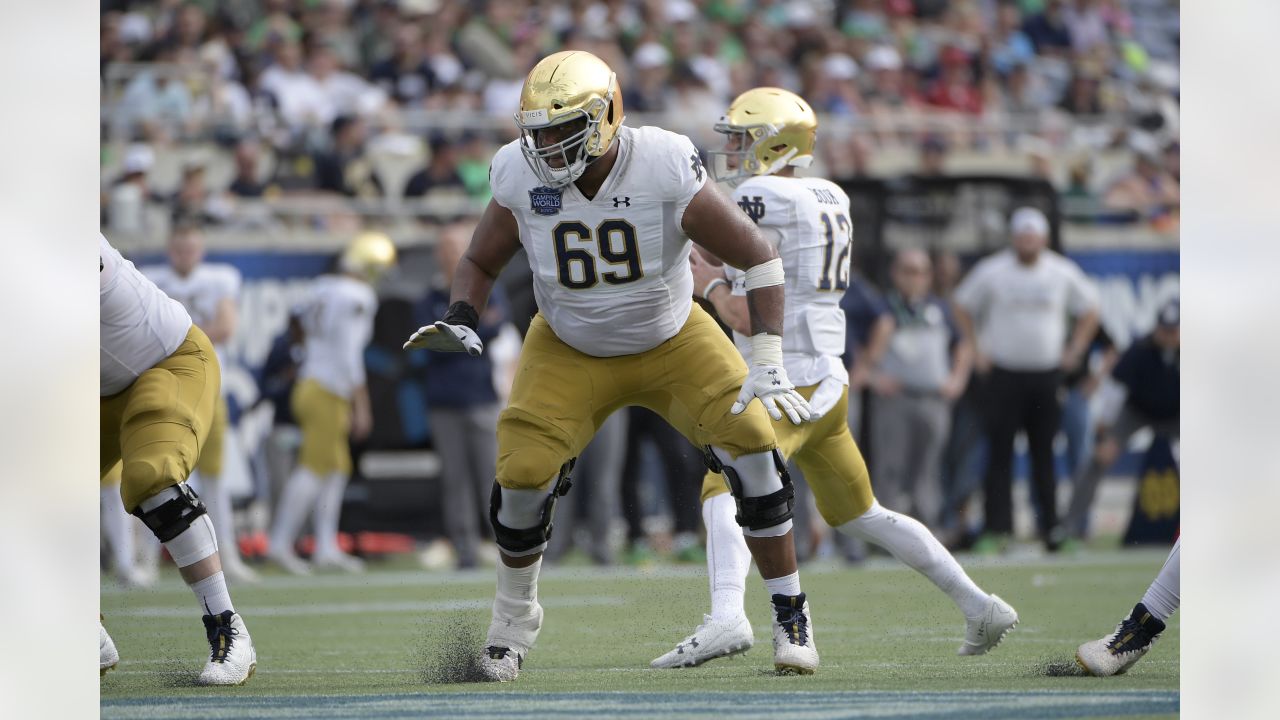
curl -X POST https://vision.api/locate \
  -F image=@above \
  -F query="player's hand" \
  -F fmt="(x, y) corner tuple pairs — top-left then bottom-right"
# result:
(403, 321), (484, 356)
(731, 364), (812, 425)
(689, 250), (726, 298)
(805, 376), (845, 421)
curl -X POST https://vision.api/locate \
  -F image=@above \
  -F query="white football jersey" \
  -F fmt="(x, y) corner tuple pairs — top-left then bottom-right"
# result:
(490, 125), (705, 357)
(100, 234), (193, 396)
(723, 175), (852, 387)
(296, 274), (377, 399)
(141, 262), (241, 363)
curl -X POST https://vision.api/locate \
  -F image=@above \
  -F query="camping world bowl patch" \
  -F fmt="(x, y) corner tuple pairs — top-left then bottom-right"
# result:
(529, 186), (563, 216)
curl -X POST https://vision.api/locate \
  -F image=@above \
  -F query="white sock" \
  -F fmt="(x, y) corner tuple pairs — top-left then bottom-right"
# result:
(101, 485), (135, 572)
(704, 493), (750, 622)
(764, 571), (802, 598)
(190, 571), (235, 616)
(270, 466), (321, 555)
(838, 501), (990, 618)
(312, 472), (349, 557)
(494, 556), (541, 617)
(199, 473), (241, 563)
(1141, 537), (1180, 622)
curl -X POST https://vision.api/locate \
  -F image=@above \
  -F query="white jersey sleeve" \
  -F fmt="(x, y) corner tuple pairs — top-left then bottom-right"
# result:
(488, 126), (705, 357)
(100, 235), (193, 396)
(724, 176), (853, 387)
(298, 275), (376, 398)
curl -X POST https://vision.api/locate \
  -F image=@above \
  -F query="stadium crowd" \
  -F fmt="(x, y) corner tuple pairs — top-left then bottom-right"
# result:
(100, 0), (1180, 581)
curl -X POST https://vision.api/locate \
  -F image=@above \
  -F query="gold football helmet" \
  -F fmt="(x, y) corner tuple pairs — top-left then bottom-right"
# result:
(515, 50), (625, 187)
(339, 231), (397, 283)
(709, 87), (817, 187)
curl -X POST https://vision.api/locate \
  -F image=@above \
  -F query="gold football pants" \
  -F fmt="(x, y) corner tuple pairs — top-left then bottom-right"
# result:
(292, 378), (352, 476)
(496, 304), (777, 491)
(700, 384), (876, 527)
(100, 326), (220, 513)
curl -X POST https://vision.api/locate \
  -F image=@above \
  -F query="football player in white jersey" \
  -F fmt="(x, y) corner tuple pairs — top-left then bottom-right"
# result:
(100, 234), (256, 684)
(141, 223), (257, 583)
(651, 88), (1019, 669)
(267, 231), (396, 574)
(405, 50), (818, 681)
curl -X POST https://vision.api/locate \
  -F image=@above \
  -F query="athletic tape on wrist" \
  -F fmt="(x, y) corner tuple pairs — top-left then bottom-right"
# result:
(750, 333), (784, 367)
(743, 258), (784, 290)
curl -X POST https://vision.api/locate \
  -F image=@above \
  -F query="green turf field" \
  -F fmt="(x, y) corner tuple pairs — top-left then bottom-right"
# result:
(100, 547), (1178, 719)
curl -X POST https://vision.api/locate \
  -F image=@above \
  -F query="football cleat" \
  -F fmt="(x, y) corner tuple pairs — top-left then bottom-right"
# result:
(650, 614), (754, 669)
(480, 600), (543, 682)
(266, 547), (312, 576)
(479, 645), (523, 682)
(197, 611), (257, 686)
(1076, 603), (1166, 677)
(959, 594), (1019, 656)
(770, 593), (818, 675)
(99, 620), (119, 676)
(311, 550), (366, 574)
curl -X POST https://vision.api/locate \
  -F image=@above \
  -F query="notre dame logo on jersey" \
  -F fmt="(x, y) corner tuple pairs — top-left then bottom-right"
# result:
(738, 195), (766, 224)
(689, 153), (704, 183)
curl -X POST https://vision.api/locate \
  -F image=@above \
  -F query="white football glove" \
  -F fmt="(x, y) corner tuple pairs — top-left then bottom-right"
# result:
(805, 376), (846, 422)
(731, 364), (812, 425)
(402, 321), (484, 356)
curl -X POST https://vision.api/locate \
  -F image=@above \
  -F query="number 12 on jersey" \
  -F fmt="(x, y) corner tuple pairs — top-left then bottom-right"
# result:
(818, 213), (851, 291)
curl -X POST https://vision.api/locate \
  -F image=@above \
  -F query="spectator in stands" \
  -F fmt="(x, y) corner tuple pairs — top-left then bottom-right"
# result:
(953, 207), (1100, 553)
(1058, 324), (1118, 527)
(259, 39), (333, 133)
(227, 139), (271, 199)
(1022, 0), (1074, 57)
(314, 115), (384, 198)
(625, 42), (672, 113)
(916, 135), (950, 177)
(1102, 145), (1179, 221)
(1163, 140), (1179, 183)
(989, 3), (1036, 77)
(370, 24), (437, 107)
(309, 43), (385, 119)
(106, 144), (163, 236)
(170, 162), (231, 226)
(419, 221), (508, 570)
(1055, 299), (1180, 543)
(870, 249), (972, 529)
(925, 46), (984, 116)
(1063, 0), (1110, 55)
(403, 136), (466, 201)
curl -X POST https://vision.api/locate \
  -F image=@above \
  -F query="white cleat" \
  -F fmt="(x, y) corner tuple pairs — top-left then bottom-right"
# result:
(99, 620), (119, 676)
(480, 600), (543, 682)
(266, 547), (312, 576)
(770, 593), (818, 675)
(197, 611), (257, 686)
(221, 555), (261, 584)
(1075, 603), (1166, 677)
(651, 614), (754, 668)
(958, 594), (1019, 656)
(311, 551), (366, 574)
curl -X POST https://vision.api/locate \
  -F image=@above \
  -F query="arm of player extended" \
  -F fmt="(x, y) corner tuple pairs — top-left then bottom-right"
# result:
(683, 183), (784, 338)
(450, 199), (523, 315)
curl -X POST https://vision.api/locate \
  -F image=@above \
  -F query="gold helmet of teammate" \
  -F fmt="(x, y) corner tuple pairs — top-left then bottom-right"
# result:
(339, 231), (397, 283)
(709, 87), (817, 187)
(515, 50), (625, 188)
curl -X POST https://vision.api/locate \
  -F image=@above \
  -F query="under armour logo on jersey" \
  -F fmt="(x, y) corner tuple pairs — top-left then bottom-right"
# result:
(529, 185), (563, 216)
(738, 196), (766, 224)
(689, 153), (704, 182)
(613, 196), (630, 207)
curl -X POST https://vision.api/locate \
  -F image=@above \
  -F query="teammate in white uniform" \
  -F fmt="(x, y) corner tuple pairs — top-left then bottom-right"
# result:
(652, 88), (1018, 669)
(141, 223), (257, 583)
(267, 232), (395, 574)
(405, 51), (818, 680)
(100, 234), (256, 685)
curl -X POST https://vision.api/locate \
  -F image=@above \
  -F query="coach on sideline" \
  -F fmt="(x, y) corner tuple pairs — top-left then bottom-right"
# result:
(953, 207), (1100, 553)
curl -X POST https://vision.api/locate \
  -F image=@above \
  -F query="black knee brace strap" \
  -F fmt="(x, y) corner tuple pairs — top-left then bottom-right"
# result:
(489, 458), (576, 554)
(131, 484), (208, 543)
(704, 446), (795, 532)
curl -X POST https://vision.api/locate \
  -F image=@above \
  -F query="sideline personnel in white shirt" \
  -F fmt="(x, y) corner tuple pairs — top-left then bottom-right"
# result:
(953, 207), (1099, 552)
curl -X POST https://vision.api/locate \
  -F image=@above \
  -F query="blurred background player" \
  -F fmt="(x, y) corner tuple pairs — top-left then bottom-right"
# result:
(953, 207), (1100, 554)
(141, 222), (257, 583)
(656, 88), (1015, 670)
(100, 234), (256, 684)
(267, 231), (396, 574)
(101, 462), (156, 588)
(405, 51), (819, 681)
(1076, 537), (1179, 676)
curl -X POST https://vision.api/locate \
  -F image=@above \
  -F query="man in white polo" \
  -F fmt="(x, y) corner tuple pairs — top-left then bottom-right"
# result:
(953, 207), (1099, 553)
